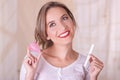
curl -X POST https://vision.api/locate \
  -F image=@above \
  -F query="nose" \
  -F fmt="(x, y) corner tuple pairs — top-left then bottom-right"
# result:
(58, 21), (67, 30)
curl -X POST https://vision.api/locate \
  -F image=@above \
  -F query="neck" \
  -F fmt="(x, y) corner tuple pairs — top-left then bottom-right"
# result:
(49, 43), (75, 59)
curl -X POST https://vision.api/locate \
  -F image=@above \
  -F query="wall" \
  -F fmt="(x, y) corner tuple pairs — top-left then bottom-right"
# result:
(0, 0), (18, 79)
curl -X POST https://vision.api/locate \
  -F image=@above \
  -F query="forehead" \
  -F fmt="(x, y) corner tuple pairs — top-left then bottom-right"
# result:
(46, 7), (68, 21)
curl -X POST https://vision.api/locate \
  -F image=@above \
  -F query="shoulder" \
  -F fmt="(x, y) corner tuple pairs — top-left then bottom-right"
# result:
(77, 53), (87, 64)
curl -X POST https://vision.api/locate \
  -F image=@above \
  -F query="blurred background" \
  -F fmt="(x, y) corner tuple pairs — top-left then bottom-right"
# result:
(0, 0), (120, 80)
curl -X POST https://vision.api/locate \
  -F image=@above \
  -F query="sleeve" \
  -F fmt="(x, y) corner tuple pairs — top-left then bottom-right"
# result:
(20, 63), (27, 80)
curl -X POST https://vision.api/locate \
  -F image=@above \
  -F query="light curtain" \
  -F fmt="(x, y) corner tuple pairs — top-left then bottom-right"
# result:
(73, 0), (120, 80)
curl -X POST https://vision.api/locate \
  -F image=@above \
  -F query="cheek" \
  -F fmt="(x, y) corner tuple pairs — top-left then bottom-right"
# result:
(69, 23), (76, 36)
(66, 19), (75, 27)
(47, 29), (56, 38)
(67, 21), (75, 31)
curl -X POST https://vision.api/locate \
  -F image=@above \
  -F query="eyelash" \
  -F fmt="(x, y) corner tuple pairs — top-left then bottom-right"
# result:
(62, 16), (68, 20)
(49, 23), (56, 27)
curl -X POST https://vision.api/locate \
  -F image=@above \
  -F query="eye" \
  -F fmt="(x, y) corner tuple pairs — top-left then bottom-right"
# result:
(62, 16), (68, 20)
(49, 23), (56, 27)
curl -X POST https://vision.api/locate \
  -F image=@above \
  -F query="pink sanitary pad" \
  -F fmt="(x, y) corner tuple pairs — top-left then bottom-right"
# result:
(28, 42), (41, 57)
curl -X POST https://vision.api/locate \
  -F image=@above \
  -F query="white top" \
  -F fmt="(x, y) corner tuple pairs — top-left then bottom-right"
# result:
(20, 53), (90, 80)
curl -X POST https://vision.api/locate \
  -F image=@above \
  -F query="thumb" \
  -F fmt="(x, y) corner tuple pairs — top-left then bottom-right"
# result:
(89, 54), (94, 63)
(89, 56), (93, 63)
(27, 48), (30, 55)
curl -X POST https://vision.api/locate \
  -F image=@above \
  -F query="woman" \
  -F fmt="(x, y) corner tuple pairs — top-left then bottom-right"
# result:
(20, 1), (104, 80)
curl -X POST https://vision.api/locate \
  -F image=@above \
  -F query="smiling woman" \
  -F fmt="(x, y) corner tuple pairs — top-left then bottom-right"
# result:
(34, 2), (76, 49)
(20, 1), (103, 80)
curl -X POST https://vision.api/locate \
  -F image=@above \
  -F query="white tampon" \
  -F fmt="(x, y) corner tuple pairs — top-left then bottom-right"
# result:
(84, 44), (94, 68)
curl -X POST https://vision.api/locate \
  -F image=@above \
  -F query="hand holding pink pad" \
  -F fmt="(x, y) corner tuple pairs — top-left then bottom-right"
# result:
(28, 42), (41, 58)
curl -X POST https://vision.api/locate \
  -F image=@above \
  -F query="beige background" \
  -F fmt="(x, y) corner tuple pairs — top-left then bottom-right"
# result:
(0, 0), (120, 80)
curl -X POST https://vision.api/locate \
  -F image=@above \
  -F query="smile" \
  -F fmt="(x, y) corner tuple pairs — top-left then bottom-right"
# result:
(58, 30), (70, 38)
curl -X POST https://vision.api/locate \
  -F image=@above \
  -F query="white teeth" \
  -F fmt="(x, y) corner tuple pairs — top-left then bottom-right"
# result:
(59, 32), (69, 37)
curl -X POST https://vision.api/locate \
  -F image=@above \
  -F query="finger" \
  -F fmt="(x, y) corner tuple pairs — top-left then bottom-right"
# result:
(89, 65), (101, 74)
(89, 54), (97, 60)
(89, 54), (96, 63)
(93, 64), (103, 71)
(24, 57), (32, 65)
(90, 61), (103, 70)
(89, 56), (104, 70)
(27, 48), (36, 62)
(24, 54), (36, 65)
(90, 56), (103, 65)
(24, 58), (32, 70)
(93, 60), (104, 67)
(27, 48), (35, 58)
(91, 59), (104, 67)
(89, 54), (103, 63)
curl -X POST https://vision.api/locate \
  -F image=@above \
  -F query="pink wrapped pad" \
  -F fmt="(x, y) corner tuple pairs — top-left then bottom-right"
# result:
(28, 42), (40, 53)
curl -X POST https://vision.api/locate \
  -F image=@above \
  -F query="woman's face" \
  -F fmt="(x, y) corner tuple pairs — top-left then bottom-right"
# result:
(46, 7), (75, 45)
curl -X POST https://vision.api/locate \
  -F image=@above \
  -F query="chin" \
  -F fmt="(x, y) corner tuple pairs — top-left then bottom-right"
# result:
(58, 39), (73, 46)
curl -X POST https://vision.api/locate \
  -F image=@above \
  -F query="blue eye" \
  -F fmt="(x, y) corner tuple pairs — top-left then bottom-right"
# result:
(49, 23), (56, 27)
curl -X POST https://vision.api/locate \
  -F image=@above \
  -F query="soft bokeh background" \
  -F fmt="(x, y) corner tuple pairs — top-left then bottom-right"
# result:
(0, 0), (120, 80)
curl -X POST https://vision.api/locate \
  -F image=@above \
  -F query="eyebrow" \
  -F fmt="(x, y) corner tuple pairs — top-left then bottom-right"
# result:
(60, 14), (69, 21)
(61, 14), (68, 17)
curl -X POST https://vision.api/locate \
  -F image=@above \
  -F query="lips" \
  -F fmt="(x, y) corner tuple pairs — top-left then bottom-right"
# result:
(58, 30), (70, 38)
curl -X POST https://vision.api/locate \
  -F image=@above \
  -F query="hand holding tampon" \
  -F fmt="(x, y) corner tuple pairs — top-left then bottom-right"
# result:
(84, 44), (104, 80)
(84, 44), (94, 68)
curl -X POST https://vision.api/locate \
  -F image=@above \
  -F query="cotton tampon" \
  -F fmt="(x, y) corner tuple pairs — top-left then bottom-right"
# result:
(84, 44), (94, 68)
